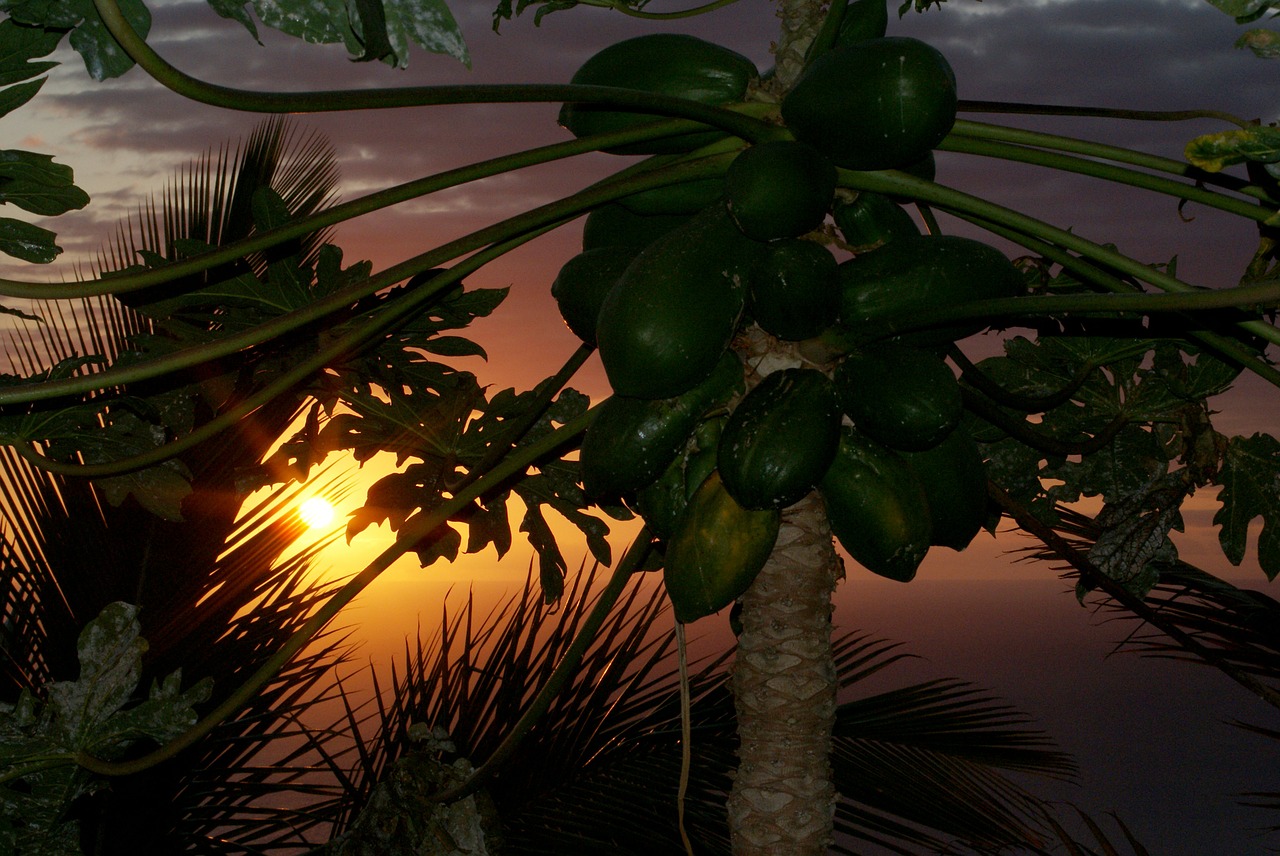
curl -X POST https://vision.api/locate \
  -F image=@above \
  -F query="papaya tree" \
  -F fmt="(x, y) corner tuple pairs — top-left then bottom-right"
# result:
(0, 0), (1279, 853)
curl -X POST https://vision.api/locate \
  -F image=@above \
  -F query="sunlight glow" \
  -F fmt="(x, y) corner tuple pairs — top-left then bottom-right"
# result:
(299, 496), (336, 530)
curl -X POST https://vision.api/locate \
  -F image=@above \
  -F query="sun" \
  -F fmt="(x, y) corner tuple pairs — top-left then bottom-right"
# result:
(298, 496), (337, 530)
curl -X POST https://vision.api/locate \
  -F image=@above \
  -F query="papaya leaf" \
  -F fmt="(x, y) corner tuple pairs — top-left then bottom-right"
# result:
(1202, 0), (1280, 23)
(0, 214), (60, 262)
(1237, 28), (1280, 57)
(0, 77), (44, 117)
(0, 18), (61, 87)
(1214, 432), (1280, 579)
(66, 0), (150, 79)
(492, 0), (579, 30)
(1186, 126), (1280, 173)
(0, 150), (89, 216)
(0, 604), (212, 853)
(1084, 471), (1188, 600)
(239, 0), (467, 68)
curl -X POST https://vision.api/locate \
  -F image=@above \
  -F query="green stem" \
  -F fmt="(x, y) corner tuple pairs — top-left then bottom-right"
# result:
(950, 119), (1274, 203)
(72, 403), (600, 778)
(836, 169), (1280, 350)
(956, 100), (1251, 129)
(604, 0), (745, 19)
(0, 119), (753, 300)
(950, 210), (1280, 391)
(459, 344), (594, 492)
(90, 0), (772, 142)
(940, 135), (1273, 224)
(426, 527), (653, 803)
(0, 152), (732, 407)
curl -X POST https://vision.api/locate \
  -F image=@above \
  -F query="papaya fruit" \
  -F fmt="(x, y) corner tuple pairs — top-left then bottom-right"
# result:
(634, 413), (725, 541)
(617, 171), (726, 216)
(834, 344), (962, 451)
(580, 350), (743, 501)
(596, 205), (763, 398)
(550, 248), (632, 345)
(581, 203), (690, 255)
(781, 37), (957, 170)
(835, 0), (888, 46)
(836, 234), (1025, 348)
(901, 426), (989, 551)
(559, 34), (758, 156)
(749, 238), (840, 341)
(663, 470), (781, 623)
(820, 427), (932, 582)
(724, 140), (836, 242)
(718, 368), (842, 509)
(831, 191), (919, 252)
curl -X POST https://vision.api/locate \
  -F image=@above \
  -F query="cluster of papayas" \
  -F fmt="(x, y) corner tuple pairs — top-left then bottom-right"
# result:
(553, 26), (1016, 623)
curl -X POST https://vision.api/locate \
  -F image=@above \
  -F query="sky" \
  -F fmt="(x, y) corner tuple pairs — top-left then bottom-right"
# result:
(5, 0), (1280, 851)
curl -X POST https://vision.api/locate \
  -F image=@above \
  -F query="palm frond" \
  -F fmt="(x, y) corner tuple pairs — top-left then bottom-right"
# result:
(301, 566), (1078, 856)
(1014, 505), (1280, 694)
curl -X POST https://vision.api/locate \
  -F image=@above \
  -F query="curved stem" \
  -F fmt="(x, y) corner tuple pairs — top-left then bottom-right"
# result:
(0, 152), (732, 407)
(949, 345), (1095, 414)
(940, 135), (1272, 224)
(9, 232), (543, 477)
(0, 117), (757, 300)
(947, 209), (1280, 391)
(957, 99), (1250, 129)
(950, 119), (1275, 204)
(427, 528), (653, 803)
(962, 386), (1132, 457)
(90, 0), (772, 142)
(836, 169), (1280, 351)
(606, 0), (744, 19)
(72, 402), (600, 778)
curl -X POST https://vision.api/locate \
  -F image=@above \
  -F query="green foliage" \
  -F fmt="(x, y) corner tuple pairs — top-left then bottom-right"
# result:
(970, 324), (1274, 595)
(1203, 0), (1280, 24)
(0, 0), (151, 79)
(0, 603), (212, 855)
(1186, 125), (1280, 172)
(1215, 433), (1280, 578)
(1237, 27), (1280, 56)
(212, 0), (469, 67)
(0, 17), (88, 269)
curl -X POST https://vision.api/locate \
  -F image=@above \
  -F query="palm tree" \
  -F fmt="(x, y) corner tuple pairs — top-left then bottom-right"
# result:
(0, 116), (362, 854)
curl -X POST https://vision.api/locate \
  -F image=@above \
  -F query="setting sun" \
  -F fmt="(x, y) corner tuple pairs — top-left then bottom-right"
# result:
(298, 496), (337, 530)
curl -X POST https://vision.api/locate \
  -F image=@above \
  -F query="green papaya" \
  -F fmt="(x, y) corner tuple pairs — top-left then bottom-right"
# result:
(749, 238), (840, 341)
(718, 368), (842, 509)
(836, 235), (1024, 348)
(835, 0), (888, 46)
(580, 350), (743, 501)
(559, 34), (758, 156)
(724, 140), (836, 242)
(831, 191), (920, 252)
(781, 37), (957, 170)
(617, 172), (726, 216)
(634, 413), (726, 541)
(834, 344), (962, 451)
(596, 205), (763, 398)
(820, 427), (932, 582)
(663, 470), (781, 623)
(901, 426), (988, 551)
(550, 248), (632, 345)
(581, 203), (690, 255)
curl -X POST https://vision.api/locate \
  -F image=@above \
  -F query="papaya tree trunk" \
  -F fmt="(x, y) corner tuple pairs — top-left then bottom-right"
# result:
(726, 2), (834, 851)
(726, 490), (841, 855)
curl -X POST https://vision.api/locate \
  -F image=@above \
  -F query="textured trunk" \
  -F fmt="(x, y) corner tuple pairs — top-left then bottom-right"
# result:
(726, 491), (841, 854)
(725, 1), (834, 850)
